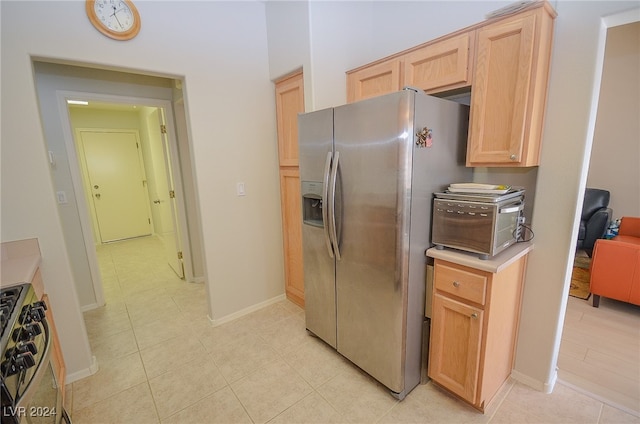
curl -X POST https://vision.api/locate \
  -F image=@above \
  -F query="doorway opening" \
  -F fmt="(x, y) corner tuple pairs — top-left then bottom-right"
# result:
(558, 13), (640, 416)
(69, 101), (186, 281)
(32, 60), (205, 317)
(59, 94), (197, 311)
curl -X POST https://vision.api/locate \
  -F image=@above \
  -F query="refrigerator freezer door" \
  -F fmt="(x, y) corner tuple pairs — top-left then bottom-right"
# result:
(333, 90), (415, 393)
(299, 108), (337, 348)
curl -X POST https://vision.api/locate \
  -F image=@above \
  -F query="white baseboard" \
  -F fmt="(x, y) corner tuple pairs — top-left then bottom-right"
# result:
(511, 368), (557, 394)
(191, 276), (205, 284)
(65, 355), (99, 384)
(208, 294), (287, 327)
(80, 302), (100, 313)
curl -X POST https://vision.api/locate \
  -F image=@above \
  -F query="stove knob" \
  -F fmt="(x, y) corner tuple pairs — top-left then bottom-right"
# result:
(18, 304), (32, 324)
(18, 301), (47, 325)
(16, 341), (38, 356)
(1, 358), (16, 376)
(34, 300), (47, 311)
(11, 322), (42, 342)
(0, 352), (35, 377)
(30, 305), (46, 323)
(14, 352), (36, 372)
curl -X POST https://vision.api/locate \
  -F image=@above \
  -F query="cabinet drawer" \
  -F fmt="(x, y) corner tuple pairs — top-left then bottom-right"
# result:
(434, 262), (487, 305)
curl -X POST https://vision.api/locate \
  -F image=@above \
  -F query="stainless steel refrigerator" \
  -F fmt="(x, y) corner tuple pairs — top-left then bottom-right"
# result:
(298, 88), (472, 400)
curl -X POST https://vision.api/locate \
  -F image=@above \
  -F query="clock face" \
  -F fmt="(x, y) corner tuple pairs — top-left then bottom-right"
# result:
(86, 0), (140, 40)
(94, 0), (135, 33)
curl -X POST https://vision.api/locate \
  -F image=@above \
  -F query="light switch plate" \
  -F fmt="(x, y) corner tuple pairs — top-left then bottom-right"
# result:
(237, 182), (246, 196)
(56, 191), (68, 204)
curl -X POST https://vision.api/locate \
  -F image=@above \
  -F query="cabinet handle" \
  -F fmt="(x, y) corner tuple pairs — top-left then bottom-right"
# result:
(453, 281), (460, 288)
(471, 313), (478, 319)
(510, 154), (517, 161)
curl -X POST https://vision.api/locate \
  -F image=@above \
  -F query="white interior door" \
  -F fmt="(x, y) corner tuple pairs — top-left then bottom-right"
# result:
(148, 109), (184, 278)
(81, 130), (152, 242)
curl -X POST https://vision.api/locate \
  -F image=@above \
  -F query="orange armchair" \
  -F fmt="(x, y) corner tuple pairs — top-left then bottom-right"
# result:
(589, 217), (640, 307)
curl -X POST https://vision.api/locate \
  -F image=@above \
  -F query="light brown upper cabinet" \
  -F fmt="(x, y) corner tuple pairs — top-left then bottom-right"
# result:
(347, 58), (402, 103)
(346, 2), (556, 167)
(467, 4), (555, 166)
(404, 31), (474, 94)
(346, 32), (473, 103)
(275, 70), (305, 307)
(276, 72), (305, 167)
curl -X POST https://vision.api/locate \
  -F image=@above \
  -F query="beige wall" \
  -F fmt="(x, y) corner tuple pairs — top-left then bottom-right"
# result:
(587, 22), (640, 219)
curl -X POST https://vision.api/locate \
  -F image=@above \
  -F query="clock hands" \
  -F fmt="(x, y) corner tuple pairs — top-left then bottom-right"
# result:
(110, 5), (125, 29)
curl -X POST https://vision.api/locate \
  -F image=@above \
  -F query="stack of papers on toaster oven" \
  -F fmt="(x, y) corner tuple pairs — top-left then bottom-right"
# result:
(447, 183), (512, 194)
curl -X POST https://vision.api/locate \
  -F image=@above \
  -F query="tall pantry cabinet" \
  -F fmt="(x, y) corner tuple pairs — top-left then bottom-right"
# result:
(275, 71), (305, 307)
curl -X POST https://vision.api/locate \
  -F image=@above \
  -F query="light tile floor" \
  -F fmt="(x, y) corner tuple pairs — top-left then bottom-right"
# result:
(67, 236), (640, 423)
(559, 289), (640, 415)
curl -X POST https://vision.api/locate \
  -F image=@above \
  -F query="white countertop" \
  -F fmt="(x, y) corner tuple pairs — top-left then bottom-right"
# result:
(1, 238), (42, 287)
(426, 241), (534, 273)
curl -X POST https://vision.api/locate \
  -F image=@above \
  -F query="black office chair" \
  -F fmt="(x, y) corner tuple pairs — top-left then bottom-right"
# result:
(577, 188), (612, 257)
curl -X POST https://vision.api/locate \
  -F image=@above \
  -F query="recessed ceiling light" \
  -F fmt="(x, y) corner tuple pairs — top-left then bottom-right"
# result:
(66, 100), (88, 105)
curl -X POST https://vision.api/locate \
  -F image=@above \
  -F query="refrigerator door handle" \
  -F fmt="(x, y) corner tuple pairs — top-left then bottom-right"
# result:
(322, 151), (334, 258)
(329, 151), (341, 260)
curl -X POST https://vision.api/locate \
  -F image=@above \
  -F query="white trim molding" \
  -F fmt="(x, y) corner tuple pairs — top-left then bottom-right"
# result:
(208, 294), (287, 327)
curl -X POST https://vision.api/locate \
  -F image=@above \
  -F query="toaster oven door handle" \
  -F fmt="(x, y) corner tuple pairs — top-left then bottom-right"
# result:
(499, 202), (524, 214)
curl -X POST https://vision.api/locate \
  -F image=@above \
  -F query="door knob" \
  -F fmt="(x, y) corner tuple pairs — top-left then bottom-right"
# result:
(95, 193), (101, 199)
(153, 200), (161, 204)
(94, 185), (99, 189)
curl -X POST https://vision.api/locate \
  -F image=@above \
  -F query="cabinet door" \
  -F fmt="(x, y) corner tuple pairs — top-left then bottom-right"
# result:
(467, 13), (536, 166)
(42, 293), (66, 403)
(347, 59), (402, 103)
(279, 168), (305, 306)
(429, 293), (483, 403)
(275, 72), (304, 167)
(404, 32), (473, 94)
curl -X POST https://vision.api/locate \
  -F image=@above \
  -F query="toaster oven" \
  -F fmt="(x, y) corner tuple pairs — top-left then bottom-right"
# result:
(431, 189), (525, 259)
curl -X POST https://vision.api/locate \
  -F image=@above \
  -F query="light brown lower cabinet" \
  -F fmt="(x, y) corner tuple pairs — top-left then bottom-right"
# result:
(32, 269), (66, 403)
(42, 293), (66, 402)
(428, 255), (527, 411)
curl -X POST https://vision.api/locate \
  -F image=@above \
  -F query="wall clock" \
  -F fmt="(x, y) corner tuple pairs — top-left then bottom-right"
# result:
(86, 0), (141, 41)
